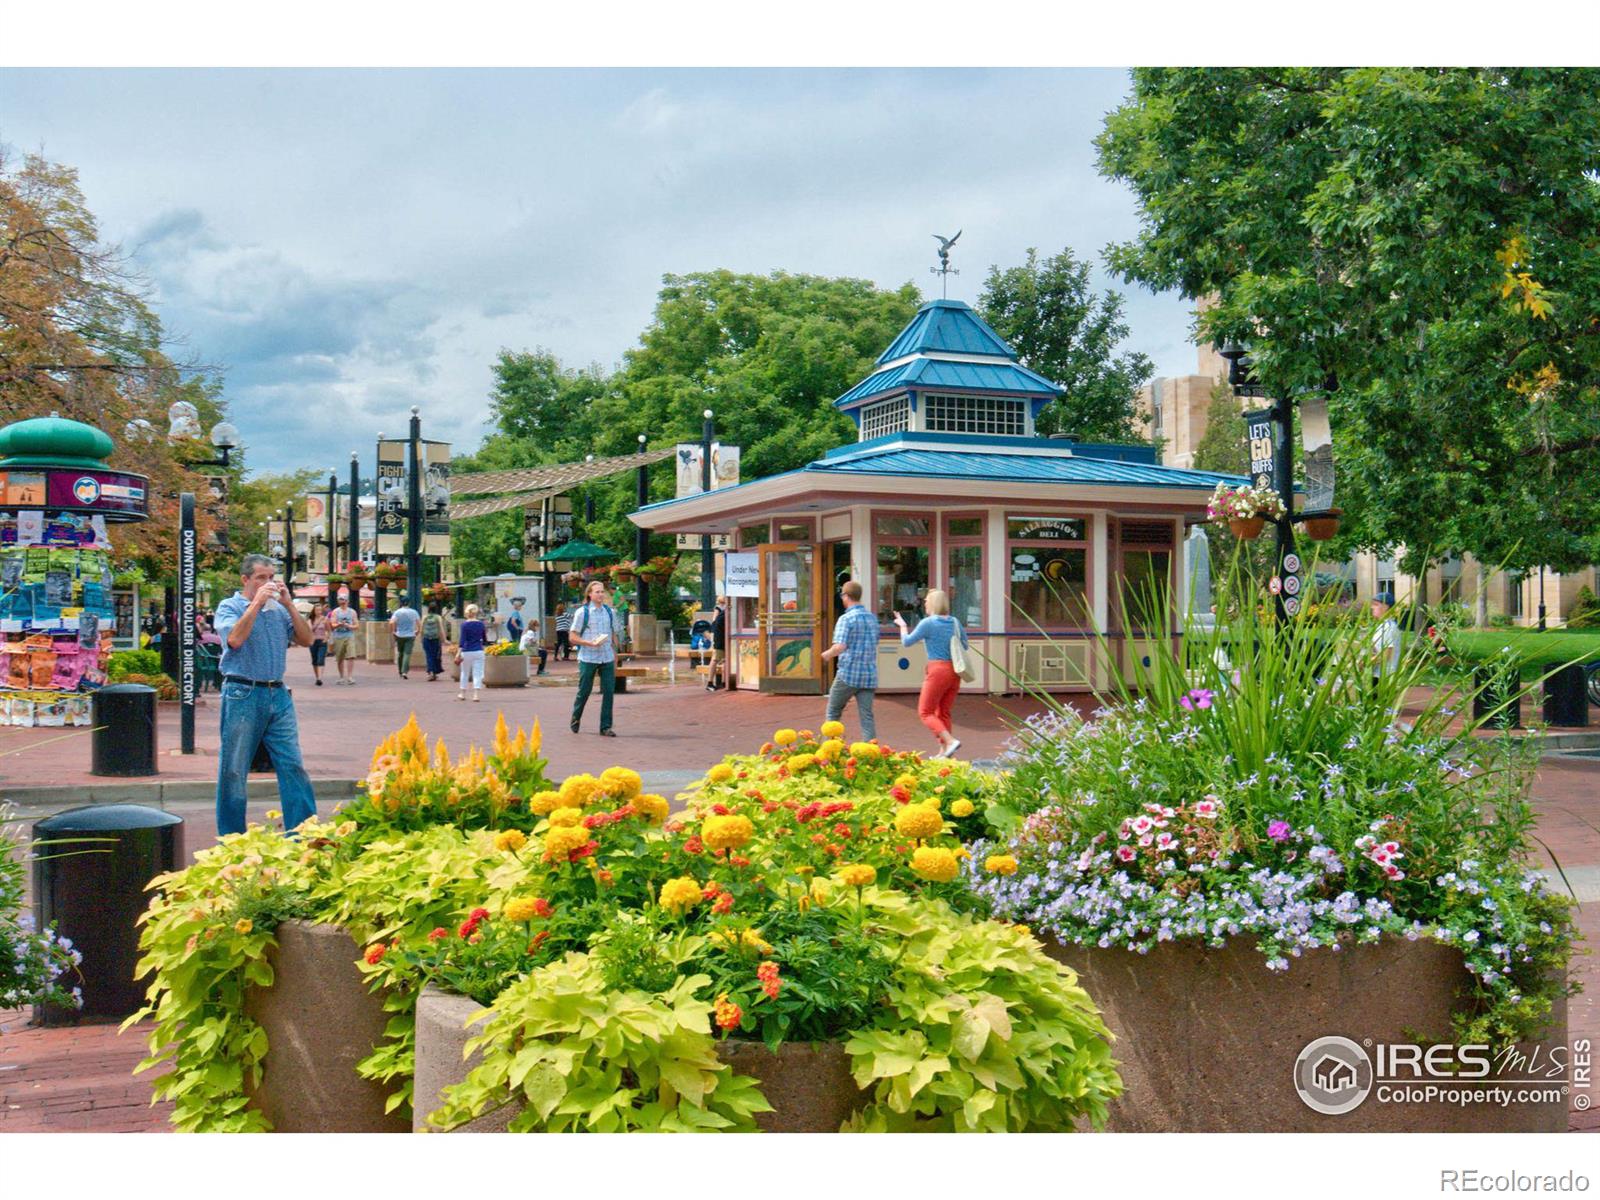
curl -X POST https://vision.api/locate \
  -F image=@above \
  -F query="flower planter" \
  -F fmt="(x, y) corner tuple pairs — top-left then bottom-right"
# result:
(483, 654), (529, 687)
(1227, 516), (1265, 540)
(413, 986), (866, 1133)
(242, 920), (408, 1132)
(1301, 509), (1342, 541)
(1043, 935), (1566, 1132)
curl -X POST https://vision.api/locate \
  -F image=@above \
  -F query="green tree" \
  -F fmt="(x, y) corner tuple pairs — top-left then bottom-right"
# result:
(1097, 68), (1600, 574)
(1191, 377), (1246, 477)
(977, 246), (1154, 441)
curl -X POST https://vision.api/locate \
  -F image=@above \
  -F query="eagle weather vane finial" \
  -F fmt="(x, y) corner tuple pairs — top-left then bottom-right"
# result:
(931, 230), (962, 298)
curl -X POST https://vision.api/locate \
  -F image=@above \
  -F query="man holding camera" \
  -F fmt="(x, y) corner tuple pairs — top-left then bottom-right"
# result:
(213, 553), (318, 836)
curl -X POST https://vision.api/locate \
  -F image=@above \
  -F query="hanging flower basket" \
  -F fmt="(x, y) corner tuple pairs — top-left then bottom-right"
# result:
(1228, 516), (1266, 540)
(611, 560), (638, 583)
(425, 583), (451, 605)
(1209, 482), (1285, 541)
(1301, 509), (1343, 542)
(561, 571), (583, 586)
(327, 572), (347, 586)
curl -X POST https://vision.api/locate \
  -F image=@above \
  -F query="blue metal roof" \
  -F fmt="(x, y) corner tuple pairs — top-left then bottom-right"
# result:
(876, 299), (1015, 364)
(835, 357), (1063, 408)
(810, 443), (1242, 490)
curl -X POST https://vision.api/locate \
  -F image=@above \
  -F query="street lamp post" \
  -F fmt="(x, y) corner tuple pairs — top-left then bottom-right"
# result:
(635, 434), (650, 612)
(1219, 345), (1297, 622)
(701, 408), (715, 610)
(347, 451), (360, 575)
(406, 406), (423, 611)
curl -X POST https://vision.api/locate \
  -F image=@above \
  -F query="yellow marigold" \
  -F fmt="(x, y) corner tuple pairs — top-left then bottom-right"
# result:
(836, 863), (876, 888)
(706, 762), (735, 784)
(528, 790), (562, 815)
(541, 825), (590, 862)
(503, 897), (544, 923)
(849, 741), (880, 760)
(895, 805), (943, 840)
(548, 808), (584, 828)
(820, 720), (846, 739)
(818, 738), (845, 761)
(893, 774), (917, 792)
(494, 829), (528, 852)
(710, 928), (773, 955)
(984, 854), (1019, 876)
(634, 793), (669, 825)
(702, 814), (754, 853)
(557, 773), (600, 808)
(599, 766), (642, 799)
(234, 918), (253, 935)
(910, 846), (960, 883)
(773, 728), (798, 747)
(659, 876), (703, 914)
(789, 753), (816, 772)
(950, 798), (975, 818)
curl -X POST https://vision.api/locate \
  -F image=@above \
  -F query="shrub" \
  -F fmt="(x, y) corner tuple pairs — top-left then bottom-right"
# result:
(2, 805), (84, 1012)
(120, 672), (178, 700)
(107, 649), (162, 681)
(1567, 585), (1600, 629)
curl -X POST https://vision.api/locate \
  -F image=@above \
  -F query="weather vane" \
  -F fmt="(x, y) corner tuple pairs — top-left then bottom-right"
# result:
(931, 230), (962, 298)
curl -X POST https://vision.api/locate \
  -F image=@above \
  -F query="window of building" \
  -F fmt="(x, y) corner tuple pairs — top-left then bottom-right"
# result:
(1007, 513), (1088, 629)
(1440, 554), (1463, 604)
(923, 393), (1027, 436)
(860, 397), (910, 441)
(1506, 569), (1524, 619)
(739, 522), (769, 549)
(875, 515), (929, 538)
(946, 515), (982, 538)
(874, 513), (933, 624)
(1120, 550), (1172, 635)
(945, 514), (985, 628)
(774, 519), (813, 542)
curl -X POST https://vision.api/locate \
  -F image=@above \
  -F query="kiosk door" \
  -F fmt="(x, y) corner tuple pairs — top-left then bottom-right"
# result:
(757, 543), (824, 694)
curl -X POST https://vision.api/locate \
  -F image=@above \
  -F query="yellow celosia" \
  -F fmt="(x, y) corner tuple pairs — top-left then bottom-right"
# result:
(984, 855), (1019, 876)
(773, 728), (798, 747)
(706, 763), (735, 784)
(433, 738), (451, 770)
(633, 793), (669, 825)
(910, 846), (960, 883)
(849, 742), (880, 760)
(820, 720), (845, 739)
(950, 798), (975, 818)
(558, 773), (600, 808)
(494, 829), (528, 853)
(529, 790), (562, 815)
(895, 805), (943, 840)
(492, 711), (511, 758)
(659, 876), (703, 914)
(599, 766), (642, 800)
(503, 897), (544, 923)
(836, 863), (876, 888)
(542, 826), (590, 862)
(702, 814), (754, 853)
(527, 717), (542, 757)
(548, 807), (584, 828)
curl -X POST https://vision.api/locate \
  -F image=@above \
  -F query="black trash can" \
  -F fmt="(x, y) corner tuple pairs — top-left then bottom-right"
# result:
(1473, 667), (1523, 729)
(1543, 663), (1590, 728)
(90, 683), (159, 777)
(31, 804), (182, 1023)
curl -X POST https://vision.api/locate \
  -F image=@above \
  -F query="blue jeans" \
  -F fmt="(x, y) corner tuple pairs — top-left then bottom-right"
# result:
(217, 681), (317, 836)
(422, 636), (443, 676)
(571, 660), (614, 731)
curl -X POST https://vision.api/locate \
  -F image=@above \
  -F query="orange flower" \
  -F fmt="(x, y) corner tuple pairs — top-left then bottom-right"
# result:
(714, 993), (743, 1031)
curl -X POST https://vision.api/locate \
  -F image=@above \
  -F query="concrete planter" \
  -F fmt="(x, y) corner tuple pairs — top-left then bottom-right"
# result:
(1045, 935), (1567, 1133)
(242, 920), (408, 1133)
(364, 621), (394, 663)
(483, 654), (529, 688)
(413, 986), (865, 1132)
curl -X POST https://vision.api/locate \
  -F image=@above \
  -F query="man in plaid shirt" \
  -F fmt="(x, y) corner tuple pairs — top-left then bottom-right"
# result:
(820, 579), (880, 740)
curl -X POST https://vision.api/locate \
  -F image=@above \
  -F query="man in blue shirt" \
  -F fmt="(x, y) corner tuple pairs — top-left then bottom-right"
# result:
(213, 554), (318, 836)
(569, 579), (619, 737)
(388, 599), (420, 679)
(820, 579), (879, 740)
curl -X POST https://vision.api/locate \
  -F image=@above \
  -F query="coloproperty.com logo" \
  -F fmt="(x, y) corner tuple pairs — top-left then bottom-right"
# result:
(1293, 1035), (1590, 1115)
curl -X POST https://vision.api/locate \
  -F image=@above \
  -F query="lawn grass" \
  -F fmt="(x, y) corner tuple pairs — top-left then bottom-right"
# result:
(1447, 627), (1600, 675)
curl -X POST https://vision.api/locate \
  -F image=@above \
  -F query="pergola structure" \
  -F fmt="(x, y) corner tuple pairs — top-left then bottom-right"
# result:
(449, 449), (675, 519)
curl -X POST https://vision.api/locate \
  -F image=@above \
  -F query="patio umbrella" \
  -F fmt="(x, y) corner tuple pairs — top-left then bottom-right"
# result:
(537, 539), (618, 563)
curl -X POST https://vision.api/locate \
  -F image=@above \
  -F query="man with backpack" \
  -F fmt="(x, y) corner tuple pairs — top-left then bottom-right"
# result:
(569, 579), (620, 736)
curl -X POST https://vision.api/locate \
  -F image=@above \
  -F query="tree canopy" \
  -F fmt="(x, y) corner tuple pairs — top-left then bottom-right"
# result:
(1097, 68), (1600, 572)
(977, 246), (1153, 442)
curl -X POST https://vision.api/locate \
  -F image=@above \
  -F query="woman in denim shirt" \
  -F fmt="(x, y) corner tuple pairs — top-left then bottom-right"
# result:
(893, 588), (969, 759)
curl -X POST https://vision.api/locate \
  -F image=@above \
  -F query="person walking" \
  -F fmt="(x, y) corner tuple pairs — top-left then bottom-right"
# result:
(505, 597), (527, 645)
(455, 603), (487, 702)
(820, 579), (879, 741)
(328, 591), (360, 685)
(569, 579), (619, 736)
(1370, 596), (1402, 681)
(389, 598), (420, 679)
(213, 553), (317, 836)
(307, 601), (330, 686)
(706, 595), (727, 690)
(420, 603), (447, 681)
(893, 588), (969, 758)
(554, 603), (572, 660)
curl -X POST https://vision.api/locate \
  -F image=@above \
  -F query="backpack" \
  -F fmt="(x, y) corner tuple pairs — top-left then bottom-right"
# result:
(421, 613), (443, 639)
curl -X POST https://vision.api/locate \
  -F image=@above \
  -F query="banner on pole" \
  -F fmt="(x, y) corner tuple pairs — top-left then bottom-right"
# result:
(376, 440), (406, 554)
(1300, 397), (1336, 512)
(1243, 409), (1276, 493)
(300, 494), (331, 572)
(422, 440), (451, 557)
(674, 443), (741, 498)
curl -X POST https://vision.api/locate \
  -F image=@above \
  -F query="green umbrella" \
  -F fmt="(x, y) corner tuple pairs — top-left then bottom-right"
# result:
(537, 539), (618, 563)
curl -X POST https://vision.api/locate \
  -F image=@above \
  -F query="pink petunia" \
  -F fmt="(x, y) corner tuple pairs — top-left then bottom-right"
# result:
(1116, 846), (1137, 863)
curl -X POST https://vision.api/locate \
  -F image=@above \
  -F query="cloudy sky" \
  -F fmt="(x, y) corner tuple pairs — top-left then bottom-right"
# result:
(0, 69), (1203, 475)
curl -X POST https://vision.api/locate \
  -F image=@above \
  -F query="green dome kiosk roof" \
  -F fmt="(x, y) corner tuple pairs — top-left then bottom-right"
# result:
(0, 415), (116, 469)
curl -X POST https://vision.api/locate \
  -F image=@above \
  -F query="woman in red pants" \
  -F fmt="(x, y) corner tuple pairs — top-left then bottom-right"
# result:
(892, 588), (969, 758)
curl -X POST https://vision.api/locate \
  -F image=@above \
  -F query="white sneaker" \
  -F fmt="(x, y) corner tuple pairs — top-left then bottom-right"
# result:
(945, 738), (961, 759)
(456, 692), (465, 701)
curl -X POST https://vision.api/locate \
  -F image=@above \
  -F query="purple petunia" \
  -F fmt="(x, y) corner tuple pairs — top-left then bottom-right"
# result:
(1267, 820), (1293, 842)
